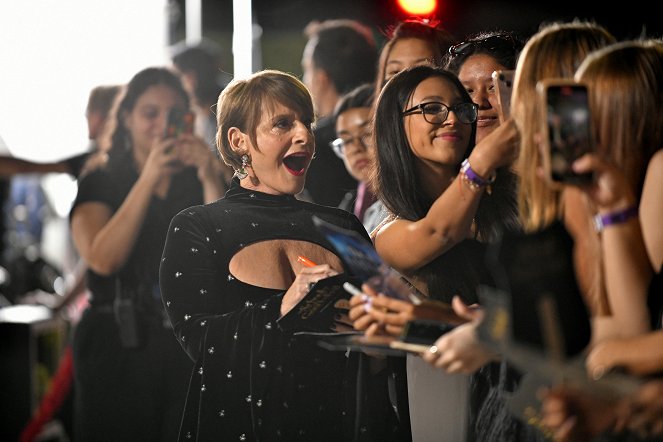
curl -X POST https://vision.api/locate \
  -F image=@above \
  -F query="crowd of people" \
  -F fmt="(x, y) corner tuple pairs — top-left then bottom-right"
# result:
(3, 13), (662, 442)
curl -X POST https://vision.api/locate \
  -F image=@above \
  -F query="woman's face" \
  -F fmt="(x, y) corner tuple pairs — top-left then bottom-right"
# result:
(457, 53), (507, 144)
(124, 84), (186, 153)
(244, 100), (314, 195)
(335, 106), (373, 182)
(384, 38), (437, 83)
(403, 76), (473, 170)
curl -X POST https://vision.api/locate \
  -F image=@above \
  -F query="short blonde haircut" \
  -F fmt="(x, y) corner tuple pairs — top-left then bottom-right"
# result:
(215, 70), (314, 171)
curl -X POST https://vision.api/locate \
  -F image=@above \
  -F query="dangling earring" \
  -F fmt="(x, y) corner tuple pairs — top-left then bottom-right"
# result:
(235, 154), (250, 179)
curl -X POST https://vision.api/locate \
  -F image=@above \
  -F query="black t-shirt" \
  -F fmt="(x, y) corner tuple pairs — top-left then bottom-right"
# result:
(70, 150), (205, 307)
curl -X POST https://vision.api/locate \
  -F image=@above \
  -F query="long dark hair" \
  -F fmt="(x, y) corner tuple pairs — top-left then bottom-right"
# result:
(109, 67), (190, 162)
(373, 65), (519, 242)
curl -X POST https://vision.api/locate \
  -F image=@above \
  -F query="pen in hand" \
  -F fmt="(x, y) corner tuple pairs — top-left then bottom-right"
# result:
(297, 255), (318, 268)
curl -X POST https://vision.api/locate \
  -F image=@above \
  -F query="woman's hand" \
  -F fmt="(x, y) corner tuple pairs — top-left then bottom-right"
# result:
(539, 384), (618, 442)
(469, 118), (520, 175)
(585, 338), (624, 379)
(280, 264), (338, 317)
(173, 134), (219, 180)
(348, 284), (386, 336)
(616, 379), (663, 438)
(139, 136), (181, 189)
(420, 296), (496, 374)
(570, 153), (635, 211)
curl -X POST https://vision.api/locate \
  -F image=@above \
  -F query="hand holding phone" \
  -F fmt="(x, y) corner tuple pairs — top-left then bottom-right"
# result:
(492, 69), (514, 123)
(164, 108), (195, 139)
(537, 79), (594, 185)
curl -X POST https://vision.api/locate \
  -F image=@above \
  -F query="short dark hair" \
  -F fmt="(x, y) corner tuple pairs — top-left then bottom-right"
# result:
(444, 30), (524, 74)
(332, 83), (375, 123)
(305, 19), (378, 95)
(171, 39), (225, 105)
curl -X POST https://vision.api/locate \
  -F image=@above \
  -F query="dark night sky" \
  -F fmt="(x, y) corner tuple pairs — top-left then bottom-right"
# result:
(176, 0), (659, 75)
(200, 0), (660, 41)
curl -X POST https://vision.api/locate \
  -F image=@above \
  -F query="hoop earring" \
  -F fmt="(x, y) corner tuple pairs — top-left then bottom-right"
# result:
(235, 154), (250, 179)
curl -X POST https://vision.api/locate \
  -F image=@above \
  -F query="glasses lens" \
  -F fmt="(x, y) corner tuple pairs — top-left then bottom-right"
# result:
(453, 103), (478, 124)
(422, 102), (449, 124)
(330, 139), (345, 158)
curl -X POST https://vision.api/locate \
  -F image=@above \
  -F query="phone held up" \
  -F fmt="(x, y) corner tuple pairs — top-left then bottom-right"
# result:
(492, 69), (514, 123)
(537, 79), (595, 186)
(164, 108), (195, 139)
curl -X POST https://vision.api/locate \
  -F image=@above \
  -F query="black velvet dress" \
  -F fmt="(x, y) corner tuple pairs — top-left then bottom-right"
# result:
(159, 178), (406, 442)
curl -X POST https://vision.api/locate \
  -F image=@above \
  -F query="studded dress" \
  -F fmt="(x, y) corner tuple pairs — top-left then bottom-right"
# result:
(159, 178), (407, 442)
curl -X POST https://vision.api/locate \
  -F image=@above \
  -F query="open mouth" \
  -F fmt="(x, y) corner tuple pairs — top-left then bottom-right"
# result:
(283, 152), (309, 176)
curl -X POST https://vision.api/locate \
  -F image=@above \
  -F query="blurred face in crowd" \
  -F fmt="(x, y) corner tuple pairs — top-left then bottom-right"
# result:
(457, 53), (507, 143)
(384, 38), (437, 83)
(124, 84), (186, 154)
(334, 106), (373, 182)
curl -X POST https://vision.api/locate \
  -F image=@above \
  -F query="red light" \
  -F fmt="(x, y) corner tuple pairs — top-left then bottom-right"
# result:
(397, 0), (437, 15)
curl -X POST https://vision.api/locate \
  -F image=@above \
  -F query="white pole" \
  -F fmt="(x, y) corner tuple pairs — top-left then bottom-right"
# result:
(232, 0), (253, 79)
(185, 0), (202, 45)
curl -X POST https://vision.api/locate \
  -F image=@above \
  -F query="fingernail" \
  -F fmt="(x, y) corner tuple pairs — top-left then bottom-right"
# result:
(363, 298), (372, 313)
(361, 294), (370, 303)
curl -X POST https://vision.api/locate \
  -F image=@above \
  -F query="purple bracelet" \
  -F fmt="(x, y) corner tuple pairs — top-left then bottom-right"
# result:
(593, 205), (638, 232)
(460, 158), (496, 190)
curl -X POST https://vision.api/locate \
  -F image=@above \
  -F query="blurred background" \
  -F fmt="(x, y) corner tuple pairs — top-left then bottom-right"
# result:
(0, 2), (658, 440)
(0, 0), (658, 162)
(0, 0), (658, 281)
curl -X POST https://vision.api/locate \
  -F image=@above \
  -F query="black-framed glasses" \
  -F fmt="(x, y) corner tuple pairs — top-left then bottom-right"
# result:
(401, 101), (478, 125)
(448, 34), (516, 57)
(329, 132), (373, 158)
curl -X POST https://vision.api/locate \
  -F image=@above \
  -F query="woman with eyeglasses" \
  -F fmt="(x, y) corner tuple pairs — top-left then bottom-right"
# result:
(445, 30), (524, 143)
(349, 65), (533, 440)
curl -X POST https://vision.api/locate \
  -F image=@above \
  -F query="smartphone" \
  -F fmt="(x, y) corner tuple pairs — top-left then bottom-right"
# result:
(492, 69), (514, 122)
(537, 79), (594, 185)
(164, 108), (194, 139)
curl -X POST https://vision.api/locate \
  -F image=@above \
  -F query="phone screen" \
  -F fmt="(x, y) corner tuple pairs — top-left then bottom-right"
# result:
(164, 109), (194, 139)
(492, 70), (514, 122)
(545, 83), (593, 184)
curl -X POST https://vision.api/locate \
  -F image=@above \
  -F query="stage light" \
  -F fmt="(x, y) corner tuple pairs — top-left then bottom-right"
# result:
(396, 0), (437, 16)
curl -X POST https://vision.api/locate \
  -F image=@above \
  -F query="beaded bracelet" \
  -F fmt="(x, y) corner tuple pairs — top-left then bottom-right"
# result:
(593, 204), (638, 232)
(460, 158), (496, 192)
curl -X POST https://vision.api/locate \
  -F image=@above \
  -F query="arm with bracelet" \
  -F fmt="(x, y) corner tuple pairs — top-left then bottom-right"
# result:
(572, 154), (653, 337)
(375, 120), (519, 274)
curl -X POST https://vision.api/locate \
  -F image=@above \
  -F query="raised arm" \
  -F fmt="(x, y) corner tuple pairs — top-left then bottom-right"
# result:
(640, 149), (663, 273)
(71, 140), (175, 275)
(375, 120), (519, 274)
